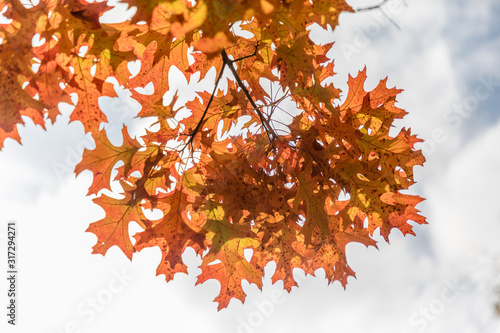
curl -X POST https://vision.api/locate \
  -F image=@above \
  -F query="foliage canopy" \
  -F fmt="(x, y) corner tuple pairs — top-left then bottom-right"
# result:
(0, 0), (426, 309)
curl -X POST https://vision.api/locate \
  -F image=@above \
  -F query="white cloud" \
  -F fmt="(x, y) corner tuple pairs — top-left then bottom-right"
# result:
(427, 118), (500, 263)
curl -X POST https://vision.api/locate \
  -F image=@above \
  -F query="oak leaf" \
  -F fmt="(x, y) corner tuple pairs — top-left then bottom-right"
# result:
(75, 127), (142, 195)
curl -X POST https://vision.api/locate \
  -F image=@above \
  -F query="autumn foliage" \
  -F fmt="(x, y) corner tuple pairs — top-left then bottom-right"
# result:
(0, 0), (426, 309)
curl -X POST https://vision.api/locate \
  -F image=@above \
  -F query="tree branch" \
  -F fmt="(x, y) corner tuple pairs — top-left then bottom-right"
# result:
(353, 0), (403, 30)
(187, 44), (276, 152)
(186, 61), (227, 148)
(354, 0), (391, 12)
(221, 49), (277, 146)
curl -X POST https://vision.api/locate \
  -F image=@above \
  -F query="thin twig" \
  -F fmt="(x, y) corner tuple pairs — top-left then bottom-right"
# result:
(353, 0), (402, 30)
(186, 62), (227, 148)
(187, 44), (276, 153)
(221, 49), (277, 146)
(353, 0), (391, 12)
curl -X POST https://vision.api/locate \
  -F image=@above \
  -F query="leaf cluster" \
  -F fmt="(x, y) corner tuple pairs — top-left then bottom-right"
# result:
(0, 0), (426, 309)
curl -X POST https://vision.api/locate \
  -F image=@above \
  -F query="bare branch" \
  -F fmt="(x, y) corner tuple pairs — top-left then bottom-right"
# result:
(186, 61), (227, 148)
(353, 0), (403, 30)
(221, 49), (278, 147)
(353, 0), (391, 12)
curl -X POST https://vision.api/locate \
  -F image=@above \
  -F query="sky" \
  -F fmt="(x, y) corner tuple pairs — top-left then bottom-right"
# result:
(1, 0), (500, 332)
